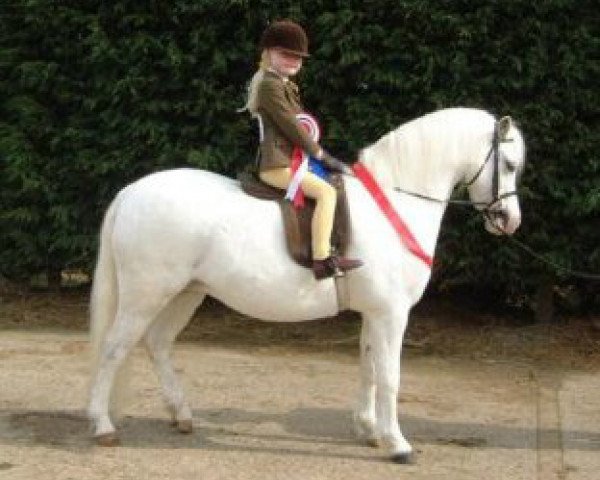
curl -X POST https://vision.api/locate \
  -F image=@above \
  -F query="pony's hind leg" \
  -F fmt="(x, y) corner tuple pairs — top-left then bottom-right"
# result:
(88, 289), (174, 444)
(143, 288), (205, 433)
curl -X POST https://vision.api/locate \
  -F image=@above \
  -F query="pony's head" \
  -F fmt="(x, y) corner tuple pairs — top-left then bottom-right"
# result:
(466, 116), (526, 235)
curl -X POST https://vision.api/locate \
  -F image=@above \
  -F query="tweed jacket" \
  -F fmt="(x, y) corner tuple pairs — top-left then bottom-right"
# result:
(255, 70), (321, 171)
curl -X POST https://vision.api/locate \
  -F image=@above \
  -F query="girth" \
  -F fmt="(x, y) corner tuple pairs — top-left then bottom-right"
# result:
(238, 172), (351, 268)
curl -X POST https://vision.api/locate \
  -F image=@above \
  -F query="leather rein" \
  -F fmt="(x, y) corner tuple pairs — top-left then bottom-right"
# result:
(392, 122), (518, 219)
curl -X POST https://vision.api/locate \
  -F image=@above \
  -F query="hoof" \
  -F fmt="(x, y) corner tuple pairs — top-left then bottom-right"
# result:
(176, 419), (193, 434)
(391, 452), (415, 465)
(95, 432), (120, 447)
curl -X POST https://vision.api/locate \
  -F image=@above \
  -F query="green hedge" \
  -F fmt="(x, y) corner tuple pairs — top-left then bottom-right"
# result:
(1, 1), (598, 312)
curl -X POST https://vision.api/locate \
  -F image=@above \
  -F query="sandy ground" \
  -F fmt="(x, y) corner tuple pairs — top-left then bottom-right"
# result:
(0, 292), (599, 479)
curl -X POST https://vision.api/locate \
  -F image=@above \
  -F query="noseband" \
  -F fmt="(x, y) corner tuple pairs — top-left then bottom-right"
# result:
(464, 122), (518, 213)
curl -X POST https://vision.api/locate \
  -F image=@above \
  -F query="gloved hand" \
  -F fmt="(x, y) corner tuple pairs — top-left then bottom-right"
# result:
(320, 151), (352, 175)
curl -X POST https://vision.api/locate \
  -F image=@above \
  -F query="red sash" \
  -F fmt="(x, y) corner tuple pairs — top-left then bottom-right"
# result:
(352, 162), (433, 268)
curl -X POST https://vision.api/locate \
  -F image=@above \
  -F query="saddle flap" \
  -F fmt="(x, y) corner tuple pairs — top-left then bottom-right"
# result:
(238, 172), (351, 269)
(238, 172), (283, 200)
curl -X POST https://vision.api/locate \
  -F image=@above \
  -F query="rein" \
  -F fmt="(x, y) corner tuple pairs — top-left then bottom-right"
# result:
(385, 123), (600, 281)
(393, 123), (518, 212)
(485, 215), (600, 282)
(350, 122), (511, 269)
(351, 121), (600, 280)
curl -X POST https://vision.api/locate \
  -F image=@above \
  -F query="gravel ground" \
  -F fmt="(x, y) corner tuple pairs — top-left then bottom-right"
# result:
(0, 292), (598, 479)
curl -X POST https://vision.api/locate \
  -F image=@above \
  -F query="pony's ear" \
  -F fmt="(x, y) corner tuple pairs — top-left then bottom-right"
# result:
(498, 116), (512, 140)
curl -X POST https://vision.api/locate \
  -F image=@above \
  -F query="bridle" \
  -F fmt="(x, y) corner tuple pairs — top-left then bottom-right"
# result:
(465, 122), (518, 212)
(348, 119), (520, 268)
(360, 121), (600, 280)
(392, 121), (518, 217)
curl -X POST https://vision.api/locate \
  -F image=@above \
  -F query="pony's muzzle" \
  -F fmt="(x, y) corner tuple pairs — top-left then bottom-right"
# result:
(485, 207), (520, 235)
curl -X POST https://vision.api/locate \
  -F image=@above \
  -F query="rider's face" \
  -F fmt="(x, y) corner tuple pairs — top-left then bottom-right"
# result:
(268, 48), (303, 78)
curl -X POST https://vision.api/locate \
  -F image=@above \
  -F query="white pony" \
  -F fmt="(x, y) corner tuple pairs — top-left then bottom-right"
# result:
(88, 108), (525, 463)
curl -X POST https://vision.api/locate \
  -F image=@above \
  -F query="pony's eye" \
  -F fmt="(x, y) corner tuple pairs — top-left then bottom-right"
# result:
(505, 161), (516, 173)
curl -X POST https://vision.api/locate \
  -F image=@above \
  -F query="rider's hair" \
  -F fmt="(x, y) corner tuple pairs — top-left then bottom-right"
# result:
(239, 50), (270, 116)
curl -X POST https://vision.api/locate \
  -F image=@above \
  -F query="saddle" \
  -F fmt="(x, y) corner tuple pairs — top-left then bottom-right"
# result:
(238, 172), (351, 268)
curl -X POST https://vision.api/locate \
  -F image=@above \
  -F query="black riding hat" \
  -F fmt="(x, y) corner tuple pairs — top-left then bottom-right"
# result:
(260, 20), (310, 58)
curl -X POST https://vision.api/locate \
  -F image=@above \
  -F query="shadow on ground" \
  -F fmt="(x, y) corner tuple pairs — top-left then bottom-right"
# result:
(2, 408), (598, 458)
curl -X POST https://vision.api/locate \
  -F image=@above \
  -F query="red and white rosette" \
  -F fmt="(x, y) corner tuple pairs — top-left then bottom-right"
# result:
(285, 113), (321, 208)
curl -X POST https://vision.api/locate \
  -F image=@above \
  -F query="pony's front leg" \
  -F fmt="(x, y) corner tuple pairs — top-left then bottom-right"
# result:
(354, 318), (378, 446)
(366, 309), (413, 463)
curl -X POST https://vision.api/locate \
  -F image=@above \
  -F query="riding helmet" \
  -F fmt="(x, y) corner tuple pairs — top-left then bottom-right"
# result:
(260, 20), (310, 57)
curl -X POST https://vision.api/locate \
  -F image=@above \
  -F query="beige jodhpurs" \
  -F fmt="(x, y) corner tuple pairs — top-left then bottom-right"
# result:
(260, 167), (336, 260)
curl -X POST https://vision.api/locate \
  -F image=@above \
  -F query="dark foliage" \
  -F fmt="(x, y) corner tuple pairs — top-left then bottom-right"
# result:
(1, 1), (598, 311)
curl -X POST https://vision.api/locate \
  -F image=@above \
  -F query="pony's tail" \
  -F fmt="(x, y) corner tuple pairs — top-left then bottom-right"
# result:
(90, 196), (118, 368)
(89, 194), (128, 416)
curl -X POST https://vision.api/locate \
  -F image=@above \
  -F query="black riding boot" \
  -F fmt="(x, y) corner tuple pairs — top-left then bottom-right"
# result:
(313, 255), (363, 280)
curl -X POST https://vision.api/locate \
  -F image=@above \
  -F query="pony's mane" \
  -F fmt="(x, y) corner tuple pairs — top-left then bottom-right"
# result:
(359, 108), (500, 190)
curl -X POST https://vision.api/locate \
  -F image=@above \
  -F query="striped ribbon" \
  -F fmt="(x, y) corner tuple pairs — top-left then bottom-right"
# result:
(285, 113), (321, 208)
